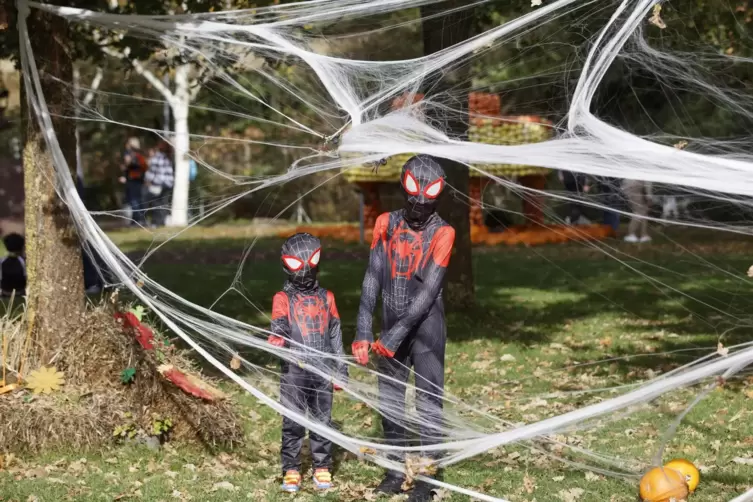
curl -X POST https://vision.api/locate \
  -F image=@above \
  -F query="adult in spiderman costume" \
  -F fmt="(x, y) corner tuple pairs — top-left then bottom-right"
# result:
(268, 233), (347, 493)
(353, 155), (455, 502)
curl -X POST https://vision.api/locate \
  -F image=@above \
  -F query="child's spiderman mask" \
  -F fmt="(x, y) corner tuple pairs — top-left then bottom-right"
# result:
(400, 155), (446, 229)
(281, 232), (321, 291)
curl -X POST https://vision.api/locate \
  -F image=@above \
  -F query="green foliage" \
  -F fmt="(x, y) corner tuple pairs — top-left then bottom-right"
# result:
(120, 367), (136, 384)
(150, 415), (173, 437)
(112, 422), (138, 440)
(128, 305), (145, 322)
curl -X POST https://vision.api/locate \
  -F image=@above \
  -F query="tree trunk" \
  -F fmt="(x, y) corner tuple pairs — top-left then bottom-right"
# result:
(170, 64), (191, 227)
(420, 1), (476, 308)
(23, 7), (85, 367)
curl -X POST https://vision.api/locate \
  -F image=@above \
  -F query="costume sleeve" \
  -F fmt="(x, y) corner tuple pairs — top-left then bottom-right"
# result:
(356, 213), (389, 343)
(327, 291), (348, 380)
(379, 225), (455, 353)
(270, 292), (291, 340)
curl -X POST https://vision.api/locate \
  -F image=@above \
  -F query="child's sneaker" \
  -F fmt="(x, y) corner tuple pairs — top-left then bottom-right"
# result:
(312, 468), (333, 490)
(282, 470), (301, 492)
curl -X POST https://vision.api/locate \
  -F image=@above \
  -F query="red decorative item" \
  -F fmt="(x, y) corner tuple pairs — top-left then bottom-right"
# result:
(114, 312), (155, 350)
(158, 364), (225, 401)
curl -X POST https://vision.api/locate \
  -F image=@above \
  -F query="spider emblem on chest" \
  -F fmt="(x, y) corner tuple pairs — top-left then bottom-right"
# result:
(388, 228), (424, 280)
(291, 295), (327, 339)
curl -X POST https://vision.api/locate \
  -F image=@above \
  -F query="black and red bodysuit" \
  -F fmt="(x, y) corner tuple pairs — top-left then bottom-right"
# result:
(268, 233), (346, 475)
(354, 155), (455, 473)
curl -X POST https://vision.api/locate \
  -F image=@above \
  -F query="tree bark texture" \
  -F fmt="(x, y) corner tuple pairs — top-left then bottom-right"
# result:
(23, 7), (85, 366)
(170, 63), (191, 227)
(420, 1), (476, 308)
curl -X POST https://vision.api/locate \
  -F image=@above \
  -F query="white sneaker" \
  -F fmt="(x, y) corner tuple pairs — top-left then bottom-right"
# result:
(624, 234), (639, 243)
(564, 216), (572, 225)
(639, 235), (652, 243)
(576, 215), (592, 226)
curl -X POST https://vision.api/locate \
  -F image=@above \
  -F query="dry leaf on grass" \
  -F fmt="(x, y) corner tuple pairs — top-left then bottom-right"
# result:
(558, 487), (585, 502)
(717, 342), (729, 357)
(585, 471), (601, 482)
(230, 356), (241, 370)
(648, 4), (666, 29)
(210, 481), (237, 492)
(733, 457), (753, 465)
(523, 473), (536, 494)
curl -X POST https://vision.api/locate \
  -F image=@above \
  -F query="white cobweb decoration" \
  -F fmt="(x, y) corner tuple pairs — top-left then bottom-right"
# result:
(15, 0), (753, 499)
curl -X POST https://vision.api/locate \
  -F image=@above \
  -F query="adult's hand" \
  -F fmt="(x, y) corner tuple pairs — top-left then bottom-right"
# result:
(371, 340), (395, 358)
(352, 340), (369, 365)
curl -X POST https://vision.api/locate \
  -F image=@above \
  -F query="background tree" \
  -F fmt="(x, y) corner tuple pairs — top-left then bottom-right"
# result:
(420, 1), (477, 308)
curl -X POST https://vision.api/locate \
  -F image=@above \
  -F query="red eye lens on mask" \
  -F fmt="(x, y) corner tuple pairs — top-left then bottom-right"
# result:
(424, 178), (444, 199)
(282, 255), (304, 272)
(308, 248), (321, 267)
(403, 170), (419, 196)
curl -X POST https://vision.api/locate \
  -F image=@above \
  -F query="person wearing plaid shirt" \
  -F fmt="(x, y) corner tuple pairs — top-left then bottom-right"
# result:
(145, 142), (175, 227)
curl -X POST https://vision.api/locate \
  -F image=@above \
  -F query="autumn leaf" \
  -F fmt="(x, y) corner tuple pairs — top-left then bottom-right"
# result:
(649, 4), (666, 29)
(523, 473), (536, 494)
(558, 487), (585, 502)
(531, 0), (543, 6)
(230, 356), (241, 370)
(673, 140), (688, 150)
(717, 342), (729, 357)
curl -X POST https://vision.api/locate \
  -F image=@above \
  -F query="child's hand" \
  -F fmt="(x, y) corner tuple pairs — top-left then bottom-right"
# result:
(267, 335), (286, 347)
(352, 341), (370, 365)
(372, 340), (395, 358)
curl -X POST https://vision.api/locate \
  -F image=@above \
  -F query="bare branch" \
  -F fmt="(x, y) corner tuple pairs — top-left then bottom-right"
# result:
(82, 67), (104, 106)
(131, 59), (175, 102)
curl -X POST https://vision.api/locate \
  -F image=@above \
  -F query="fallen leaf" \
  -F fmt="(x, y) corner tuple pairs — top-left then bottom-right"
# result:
(523, 473), (536, 494)
(718, 342), (729, 357)
(673, 140), (688, 150)
(230, 356), (241, 370)
(733, 457), (753, 465)
(747, 265), (753, 278)
(164, 470), (178, 478)
(552, 475), (565, 482)
(648, 4), (666, 29)
(558, 487), (585, 502)
(585, 471), (600, 482)
(531, 0), (543, 6)
(500, 354), (516, 362)
(210, 481), (237, 492)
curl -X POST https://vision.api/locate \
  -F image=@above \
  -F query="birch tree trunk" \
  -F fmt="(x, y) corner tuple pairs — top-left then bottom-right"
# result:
(170, 63), (191, 227)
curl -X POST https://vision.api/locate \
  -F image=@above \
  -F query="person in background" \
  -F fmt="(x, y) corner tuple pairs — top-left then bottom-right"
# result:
(596, 177), (621, 233)
(1, 233), (26, 297)
(145, 141), (175, 228)
(559, 170), (591, 225)
(119, 137), (148, 226)
(622, 178), (653, 243)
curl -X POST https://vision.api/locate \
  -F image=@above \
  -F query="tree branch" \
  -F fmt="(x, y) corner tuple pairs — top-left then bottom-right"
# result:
(131, 59), (175, 103)
(82, 67), (103, 106)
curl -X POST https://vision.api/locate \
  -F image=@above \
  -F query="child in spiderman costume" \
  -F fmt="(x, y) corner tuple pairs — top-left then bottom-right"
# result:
(268, 233), (347, 493)
(353, 155), (455, 502)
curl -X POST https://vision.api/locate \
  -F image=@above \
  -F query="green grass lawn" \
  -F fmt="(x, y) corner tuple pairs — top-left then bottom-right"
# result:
(3, 225), (753, 501)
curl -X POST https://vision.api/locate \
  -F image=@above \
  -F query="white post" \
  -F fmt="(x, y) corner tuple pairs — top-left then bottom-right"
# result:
(170, 63), (191, 227)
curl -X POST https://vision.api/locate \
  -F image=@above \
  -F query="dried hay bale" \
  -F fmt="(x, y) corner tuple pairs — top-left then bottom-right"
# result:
(0, 303), (244, 453)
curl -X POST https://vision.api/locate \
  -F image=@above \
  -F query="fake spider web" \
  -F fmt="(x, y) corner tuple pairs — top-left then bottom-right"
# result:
(15, 0), (753, 499)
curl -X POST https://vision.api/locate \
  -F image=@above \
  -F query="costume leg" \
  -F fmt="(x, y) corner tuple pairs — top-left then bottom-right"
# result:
(280, 365), (307, 474)
(308, 376), (334, 470)
(413, 313), (446, 458)
(377, 348), (411, 463)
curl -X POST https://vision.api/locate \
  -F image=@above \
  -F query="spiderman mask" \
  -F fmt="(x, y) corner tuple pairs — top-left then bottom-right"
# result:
(281, 233), (321, 291)
(401, 155), (446, 229)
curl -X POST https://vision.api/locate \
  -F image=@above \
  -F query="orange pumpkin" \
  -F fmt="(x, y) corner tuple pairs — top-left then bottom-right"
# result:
(664, 459), (700, 493)
(639, 467), (689, 502)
